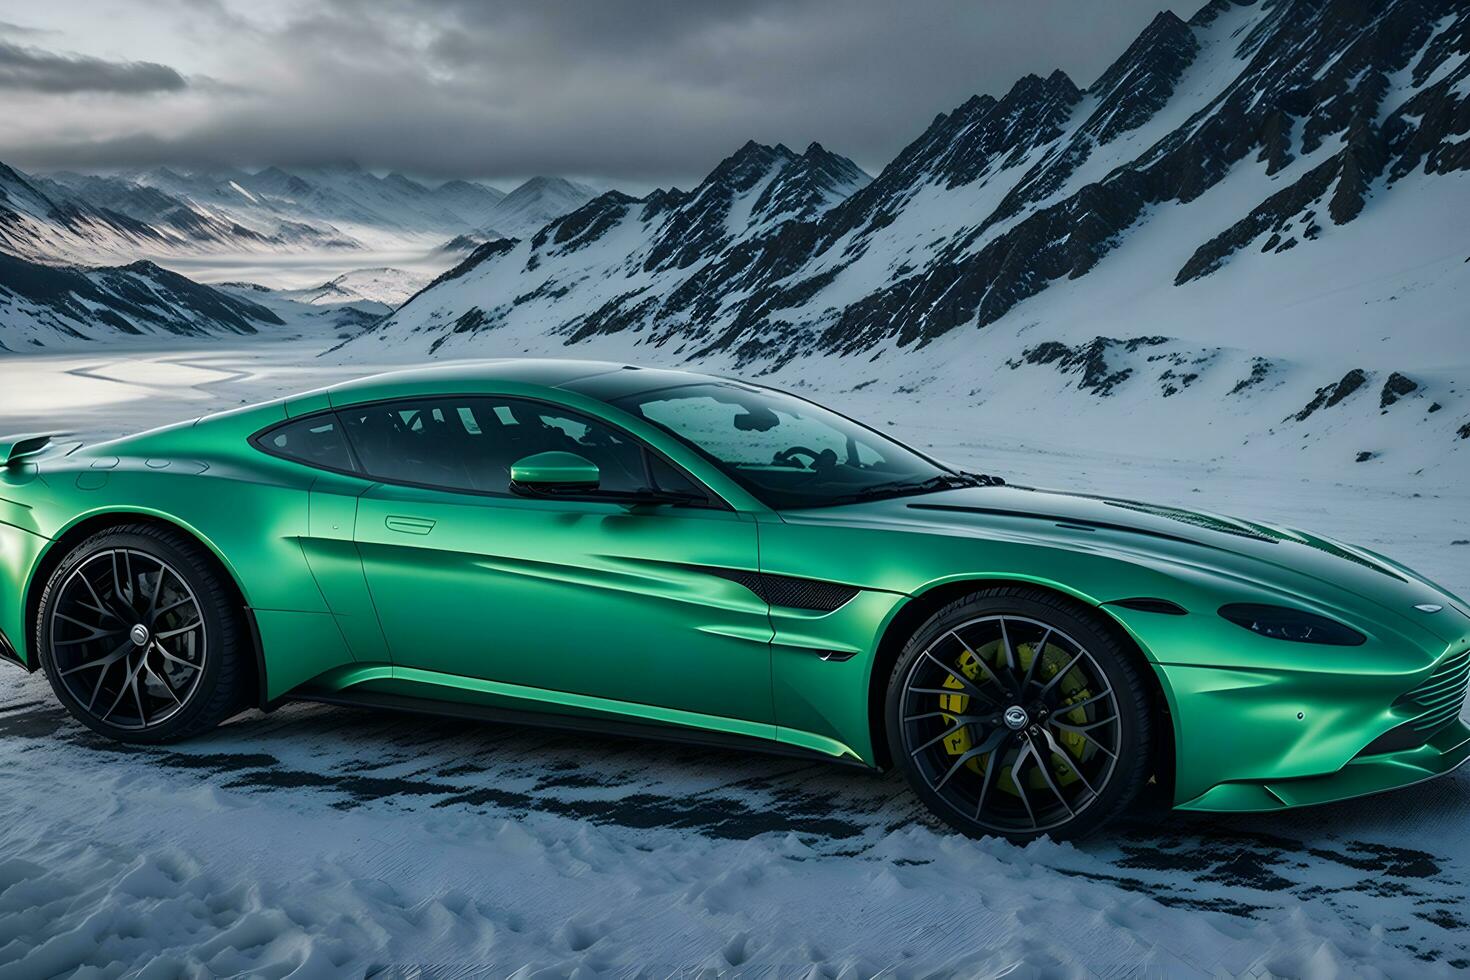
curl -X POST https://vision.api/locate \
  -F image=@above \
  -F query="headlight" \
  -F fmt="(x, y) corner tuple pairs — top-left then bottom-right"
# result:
(1218, 603), (1365, 646)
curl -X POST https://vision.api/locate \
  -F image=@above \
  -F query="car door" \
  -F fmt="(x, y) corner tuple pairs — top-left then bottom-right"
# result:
(338, 394), (775, 726)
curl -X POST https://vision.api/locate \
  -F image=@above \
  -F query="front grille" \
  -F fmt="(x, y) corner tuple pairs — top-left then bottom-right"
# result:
(1396, 648), (1470, 737)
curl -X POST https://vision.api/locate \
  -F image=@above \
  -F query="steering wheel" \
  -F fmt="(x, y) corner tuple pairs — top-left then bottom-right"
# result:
(772, 446), (822, 468)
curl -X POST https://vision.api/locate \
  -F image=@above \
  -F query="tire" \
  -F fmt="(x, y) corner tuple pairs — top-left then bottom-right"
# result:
(36, 523), (249, 744)
(885, 586), (1152, 842)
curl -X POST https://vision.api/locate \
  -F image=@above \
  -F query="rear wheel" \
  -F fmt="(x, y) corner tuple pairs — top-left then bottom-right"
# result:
(885, 587), (1152, 842)
(36, 524), (249, 743)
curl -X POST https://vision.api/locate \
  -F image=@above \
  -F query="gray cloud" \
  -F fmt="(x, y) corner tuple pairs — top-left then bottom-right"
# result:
(0, 20), (54, 36)
(0, 39), (186, 94)
(2, 0), (1180, 185)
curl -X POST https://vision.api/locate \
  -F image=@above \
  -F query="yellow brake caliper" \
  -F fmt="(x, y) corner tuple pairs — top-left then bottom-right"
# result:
(938, 638), (1093, 793)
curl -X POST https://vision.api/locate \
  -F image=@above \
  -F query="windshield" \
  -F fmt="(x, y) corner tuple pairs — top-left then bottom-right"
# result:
(611, 381), (974, 509)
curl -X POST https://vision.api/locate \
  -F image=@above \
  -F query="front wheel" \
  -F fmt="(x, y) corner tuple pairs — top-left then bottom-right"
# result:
(36, 523), (249, 743)
(885, 587), (1153, 842)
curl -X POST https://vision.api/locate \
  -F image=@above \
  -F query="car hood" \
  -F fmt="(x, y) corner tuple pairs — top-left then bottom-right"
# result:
(785, 485), (1470, 644)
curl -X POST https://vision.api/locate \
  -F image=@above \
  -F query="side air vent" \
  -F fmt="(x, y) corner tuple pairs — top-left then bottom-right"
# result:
(1108, 598), (1188, 616)
(701, 567), (860, 612)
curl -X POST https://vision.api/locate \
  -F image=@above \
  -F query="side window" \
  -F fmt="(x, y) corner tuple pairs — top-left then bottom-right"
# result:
(334, 395), (712, 501)
(647, 453), (701, 496)
(337, 398), (489, 492)
(258, 415), (353, 471)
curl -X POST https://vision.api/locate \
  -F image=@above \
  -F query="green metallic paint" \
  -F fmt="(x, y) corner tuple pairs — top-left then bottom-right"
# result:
(509, 451), (600, 487)
(352, 480), (773, 724)
(2, 359), (1467, 816)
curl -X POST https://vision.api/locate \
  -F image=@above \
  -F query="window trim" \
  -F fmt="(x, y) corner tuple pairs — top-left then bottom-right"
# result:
(249, 393), (730, 511)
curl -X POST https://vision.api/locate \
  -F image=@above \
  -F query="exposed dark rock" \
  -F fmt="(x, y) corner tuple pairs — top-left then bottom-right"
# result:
(751, 143), (870, 227)
(1380, 372), (1419, 411)
(1289, 368), (1369, 422)
(1355, 451), (1377, 462)
(451, 307), (489, 333)
(1257, 110), (1296, 174)
(427, 306), (506, 354)
(1229, 358), (1274, 396)
(535, 191), (638, 253)
(1009, 336), (1169, 397)
(643, 141), (796, 273)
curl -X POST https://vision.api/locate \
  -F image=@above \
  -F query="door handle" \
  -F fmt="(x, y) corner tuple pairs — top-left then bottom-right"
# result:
(385, 515), (436, 535)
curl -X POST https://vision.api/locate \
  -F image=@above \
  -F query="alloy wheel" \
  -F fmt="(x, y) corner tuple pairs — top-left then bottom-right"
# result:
(897, 614), (1122, 835)
(47, 548), (207, 731)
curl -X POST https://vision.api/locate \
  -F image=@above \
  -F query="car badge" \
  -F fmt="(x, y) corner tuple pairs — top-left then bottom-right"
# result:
(1414, 603), (1443, 613)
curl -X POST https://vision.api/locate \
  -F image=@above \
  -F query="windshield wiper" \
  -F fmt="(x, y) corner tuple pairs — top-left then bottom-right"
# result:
(850, 472), (995, 502)
(957, 470), (1006, 487)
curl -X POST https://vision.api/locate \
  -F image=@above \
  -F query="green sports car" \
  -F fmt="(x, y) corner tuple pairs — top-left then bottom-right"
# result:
(1, 360), (1467, 840)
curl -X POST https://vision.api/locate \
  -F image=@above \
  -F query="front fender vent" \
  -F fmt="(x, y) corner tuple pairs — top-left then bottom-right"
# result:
(701, 567), (859, 612)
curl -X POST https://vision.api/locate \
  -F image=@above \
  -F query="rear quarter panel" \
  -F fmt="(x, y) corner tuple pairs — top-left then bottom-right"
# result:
(0, 403), (358, 696)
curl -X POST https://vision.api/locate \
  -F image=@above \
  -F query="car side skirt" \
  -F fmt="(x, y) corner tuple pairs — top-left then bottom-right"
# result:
(296, 663), (870, 767)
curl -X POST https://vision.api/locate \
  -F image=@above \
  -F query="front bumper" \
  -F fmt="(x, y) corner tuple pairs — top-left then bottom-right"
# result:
(1178, 719), (1470, 812)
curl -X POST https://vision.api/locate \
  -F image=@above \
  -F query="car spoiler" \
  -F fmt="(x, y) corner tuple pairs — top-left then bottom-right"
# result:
(1, 432), (74, 467)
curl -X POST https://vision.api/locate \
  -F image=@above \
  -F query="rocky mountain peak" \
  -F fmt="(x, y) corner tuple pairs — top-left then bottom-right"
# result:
(1088, 9), (1197, 99)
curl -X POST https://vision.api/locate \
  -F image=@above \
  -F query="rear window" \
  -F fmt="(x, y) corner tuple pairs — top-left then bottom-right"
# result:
(257, 415), (353, 471)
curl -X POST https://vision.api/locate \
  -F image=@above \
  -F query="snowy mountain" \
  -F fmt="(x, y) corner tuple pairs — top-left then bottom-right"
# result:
(233, 267), (430, 310)
(0, 251), (285, 350)
(340, 0), (1470, 469)
(339, 140), (871, 356)
(3, 163), (595, 267)
(437, 232), (503, 255)
(480, 176), (601, 237)
(0, 162), (287, 266)
(430, 179), (508, 229)
(118, 163), (495, 248)
(435, 177), (601, 248)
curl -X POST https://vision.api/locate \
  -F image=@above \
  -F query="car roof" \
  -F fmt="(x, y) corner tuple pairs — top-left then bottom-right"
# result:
(324, 358), (739, 403)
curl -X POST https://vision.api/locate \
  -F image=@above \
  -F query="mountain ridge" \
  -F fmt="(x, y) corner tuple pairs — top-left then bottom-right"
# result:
(355, 0), (1468, 364)
(0, 250), (286, 349)
(336, 0), (1469, 465)
(0, 163), (602, 267)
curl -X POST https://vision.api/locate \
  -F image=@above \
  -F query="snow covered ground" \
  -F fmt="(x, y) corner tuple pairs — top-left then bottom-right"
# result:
(0, 342), (1467, 977)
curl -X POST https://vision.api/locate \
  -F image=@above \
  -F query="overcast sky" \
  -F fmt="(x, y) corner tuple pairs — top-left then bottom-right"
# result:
(0, 0), (1181, 190)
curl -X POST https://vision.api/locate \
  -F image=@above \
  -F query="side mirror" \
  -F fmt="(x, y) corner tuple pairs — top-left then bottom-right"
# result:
(509, 451), (600, 496)
(733, 407), (779, 432)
